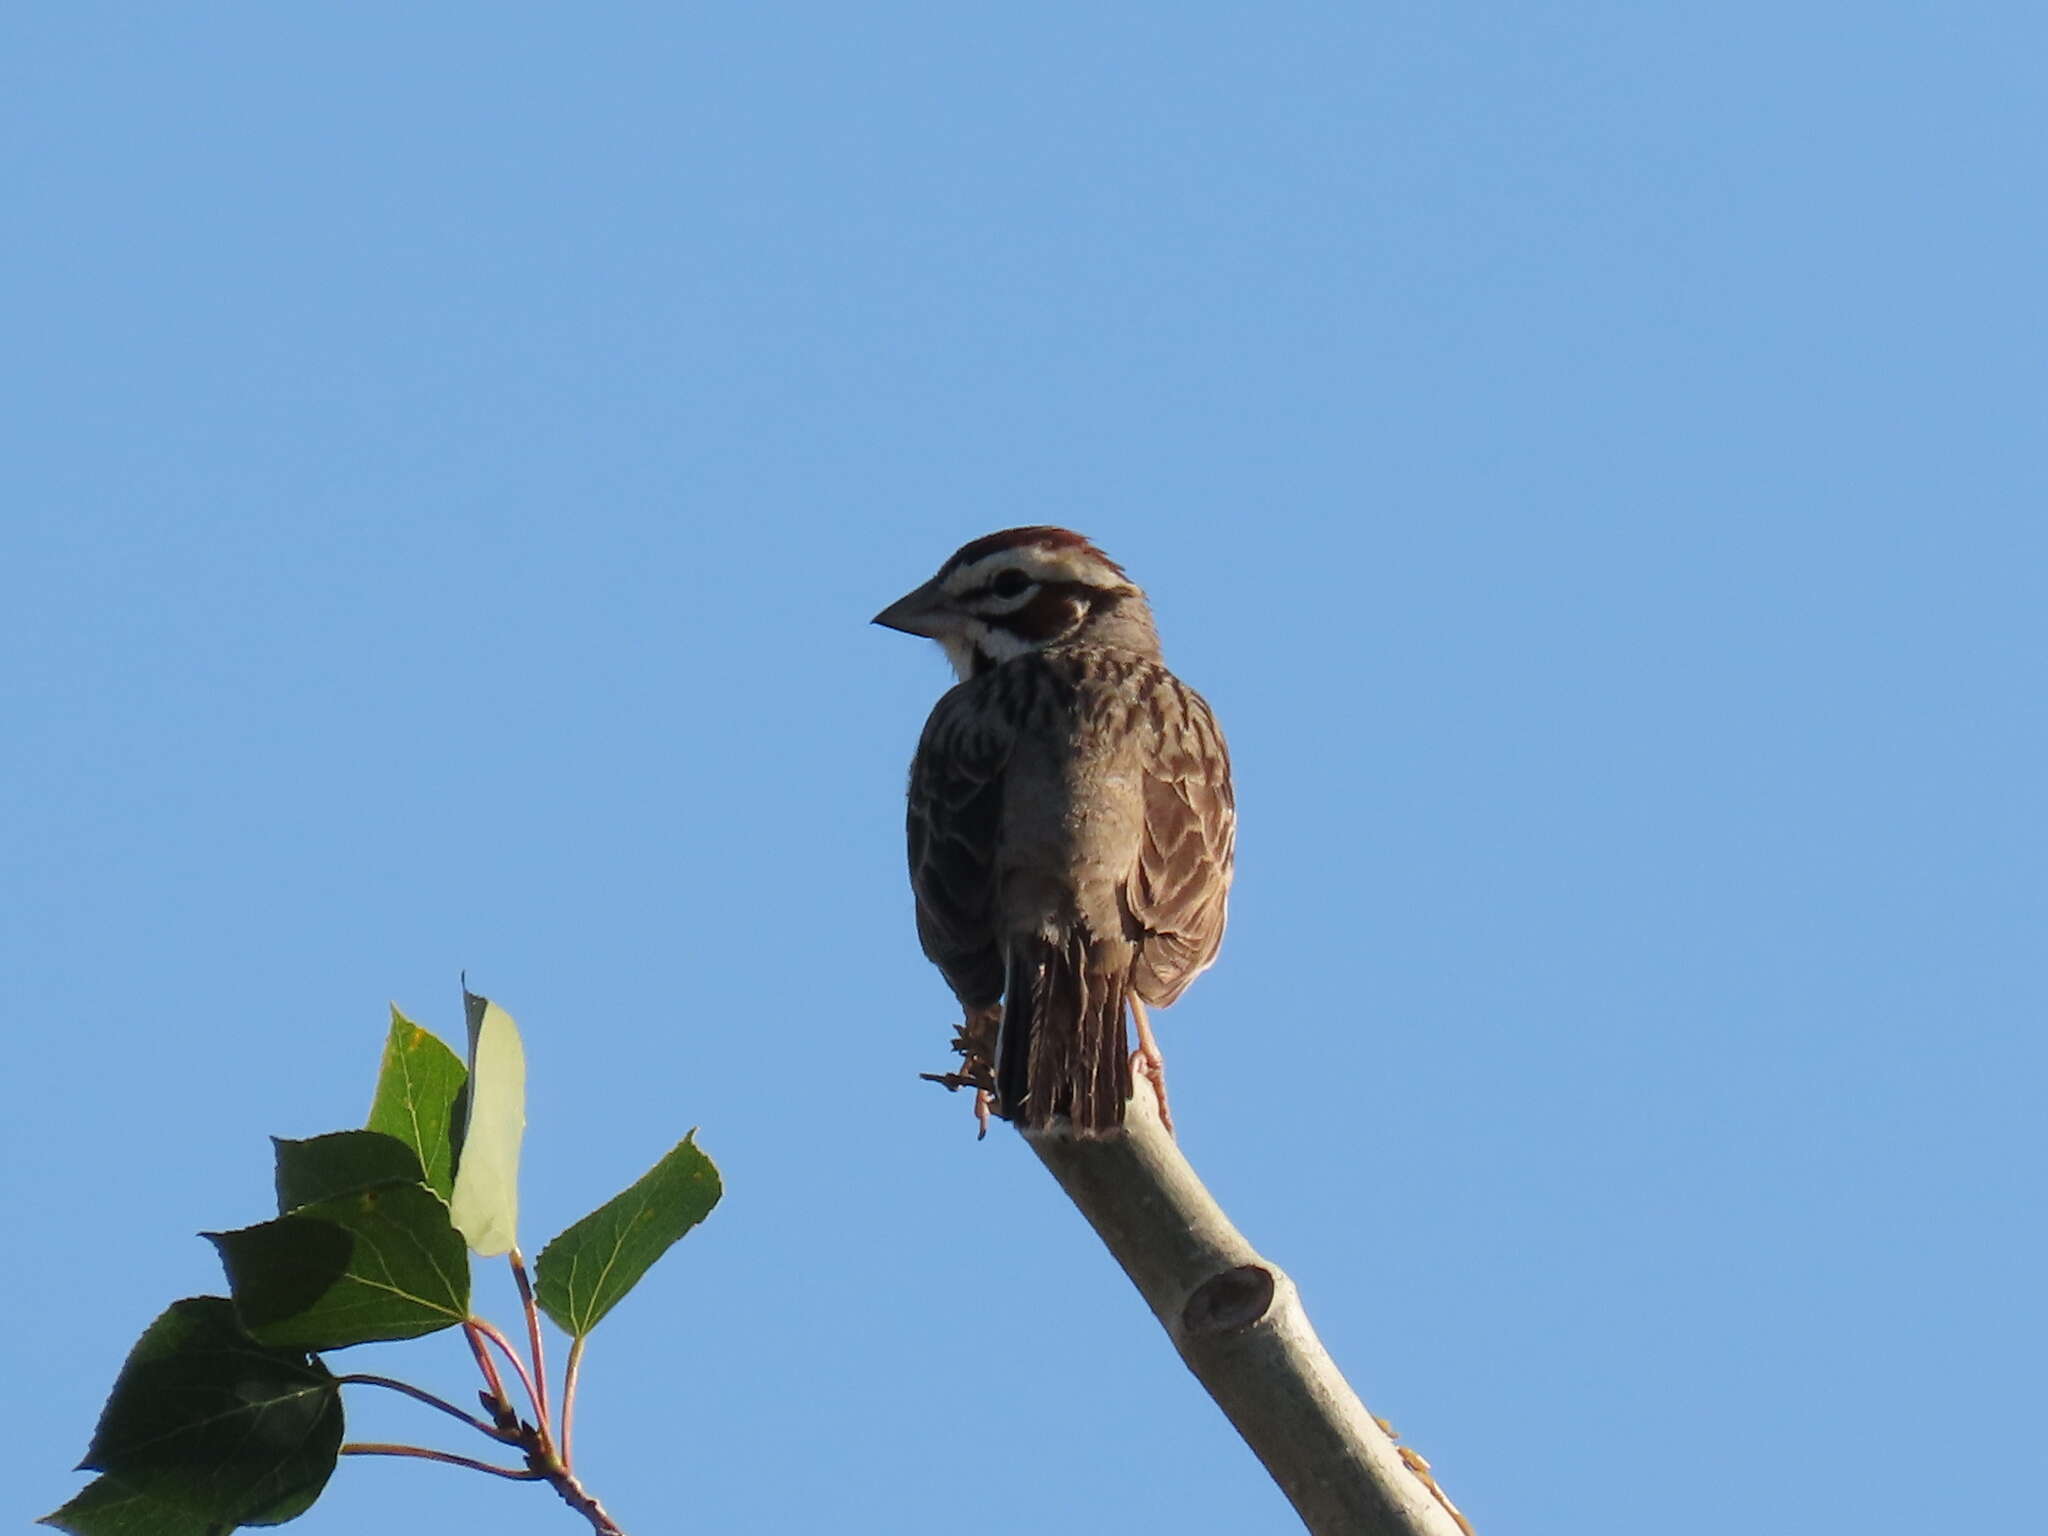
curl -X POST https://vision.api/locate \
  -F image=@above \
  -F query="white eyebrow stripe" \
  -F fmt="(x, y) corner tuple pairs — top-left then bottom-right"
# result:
(942, 546), (1102, 594)
(969, 587), (1039, 615)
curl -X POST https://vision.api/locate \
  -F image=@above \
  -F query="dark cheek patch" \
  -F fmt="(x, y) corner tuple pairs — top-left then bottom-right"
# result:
(968, 587), (1089, 673)
(1007, 588), (1083, 642)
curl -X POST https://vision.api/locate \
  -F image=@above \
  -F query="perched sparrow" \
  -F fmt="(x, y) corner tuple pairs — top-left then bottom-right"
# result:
(873, 527), (1235, 1135)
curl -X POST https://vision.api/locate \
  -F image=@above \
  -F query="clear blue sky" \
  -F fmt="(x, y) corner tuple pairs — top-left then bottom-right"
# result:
(8, 6), (2041, 1533)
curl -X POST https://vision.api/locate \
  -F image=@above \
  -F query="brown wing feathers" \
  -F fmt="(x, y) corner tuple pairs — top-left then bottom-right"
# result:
(1129, 681), (1235, 1006)
(906, 696), (1008, 1010)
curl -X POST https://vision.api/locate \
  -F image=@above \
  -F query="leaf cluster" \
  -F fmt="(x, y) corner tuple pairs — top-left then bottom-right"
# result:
(45, 1002), (720, 1534)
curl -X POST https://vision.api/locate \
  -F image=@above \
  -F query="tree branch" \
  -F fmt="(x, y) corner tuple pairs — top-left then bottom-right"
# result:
(1021, 1081), (1473, 1536)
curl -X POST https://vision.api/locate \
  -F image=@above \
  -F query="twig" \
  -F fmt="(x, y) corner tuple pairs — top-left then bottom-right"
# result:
(345, 1377), (629, 1534)
(544, 1459), (627, 1536)
(1021, 1078), (1472, 1536)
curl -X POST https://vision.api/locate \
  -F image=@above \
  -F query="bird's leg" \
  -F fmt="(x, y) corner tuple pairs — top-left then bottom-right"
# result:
(1128, 996), (1174, 1136)
(918, 1003), (1002, 1138)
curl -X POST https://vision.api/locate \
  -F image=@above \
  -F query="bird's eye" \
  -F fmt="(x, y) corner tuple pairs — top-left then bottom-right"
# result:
(989, 569), (1032, 599)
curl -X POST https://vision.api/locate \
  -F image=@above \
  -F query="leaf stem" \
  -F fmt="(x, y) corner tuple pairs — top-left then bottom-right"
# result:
(334, 1373), (509, 1440)
(471, 1314), (549, 1447)
(561, 1334), (588, 1472)
(509, 1246), (553, 1442)
(464, 1319), (516, 1429)
(342, 1441), (544, 1480)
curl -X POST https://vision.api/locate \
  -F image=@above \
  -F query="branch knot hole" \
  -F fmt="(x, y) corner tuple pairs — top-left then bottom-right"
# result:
(1180, 1264), (1276, 1337)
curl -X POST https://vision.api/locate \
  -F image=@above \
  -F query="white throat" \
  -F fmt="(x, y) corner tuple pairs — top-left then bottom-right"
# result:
(940, 620), (1034, 681)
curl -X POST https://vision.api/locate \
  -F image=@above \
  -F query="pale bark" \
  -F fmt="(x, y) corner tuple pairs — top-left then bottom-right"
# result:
(1023, 1083), (1473, 1536)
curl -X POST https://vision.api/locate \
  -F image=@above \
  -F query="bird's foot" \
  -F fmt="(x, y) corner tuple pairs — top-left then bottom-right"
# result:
(952, 1004), (1001, 1065)
(916, 1066), (998, 1140)
(1129, 1048), (1175, 1136)
(919, 1005), (1002, 1138)
(1128, 997), (1174, 1136)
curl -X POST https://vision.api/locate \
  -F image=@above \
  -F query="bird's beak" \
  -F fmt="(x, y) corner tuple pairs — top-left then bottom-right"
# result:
(872, 576), (952, 638)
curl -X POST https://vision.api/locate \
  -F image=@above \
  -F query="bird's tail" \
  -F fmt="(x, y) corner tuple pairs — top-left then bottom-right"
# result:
(996, 931), (1132, 1134)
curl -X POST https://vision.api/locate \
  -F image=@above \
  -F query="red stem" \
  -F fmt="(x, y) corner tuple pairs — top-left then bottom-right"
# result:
(341, 1442), (543, 1480)
(471, 1315), (549, 1446)
(335, 1373), (508, 1440)
(464, 1320), (515, 1426)
(509, 1247), (553, 1441)
(561, 1334), (588, 1472)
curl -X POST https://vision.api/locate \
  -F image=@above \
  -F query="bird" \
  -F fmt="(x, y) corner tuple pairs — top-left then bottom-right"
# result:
(873, 527), (1235, 1136)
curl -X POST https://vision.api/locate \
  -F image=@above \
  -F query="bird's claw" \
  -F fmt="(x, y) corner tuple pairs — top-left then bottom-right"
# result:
(918, 1067), (988, 1092)
(1126, 996), (1176, 1136)
(1129, 1048), (1175, 1136)
(923, 1003), (1002, 1138)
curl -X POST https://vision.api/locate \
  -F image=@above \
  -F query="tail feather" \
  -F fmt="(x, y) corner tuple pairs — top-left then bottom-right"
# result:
(996, 932), (1132, 1133)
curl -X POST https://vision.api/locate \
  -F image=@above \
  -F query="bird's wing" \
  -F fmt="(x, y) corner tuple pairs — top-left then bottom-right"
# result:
(906, 679), (1011, 1007)
(1128, 674), (1236, 1005)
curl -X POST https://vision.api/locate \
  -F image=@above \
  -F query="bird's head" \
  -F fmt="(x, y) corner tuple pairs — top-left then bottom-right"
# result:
(873, 527), (1158, 681)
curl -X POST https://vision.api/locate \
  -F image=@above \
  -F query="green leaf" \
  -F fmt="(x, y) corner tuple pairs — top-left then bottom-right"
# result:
(233, 1463), (333, 1527)
(76, 1298), (341, 1527)
(209, 1183), (470, 1349)
(273, 1131), (425, 1214)
(365, 1006), (465, 1201)
(42, 1474), (314, 1535)
(535, 1132), (722, 1337)
(40, 1475), (227, 1535)
(447, 990), (526, 1257)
